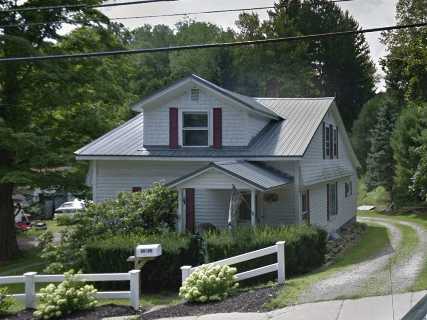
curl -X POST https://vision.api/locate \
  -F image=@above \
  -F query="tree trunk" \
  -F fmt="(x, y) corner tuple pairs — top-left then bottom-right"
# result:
(0, 182), (18, 261)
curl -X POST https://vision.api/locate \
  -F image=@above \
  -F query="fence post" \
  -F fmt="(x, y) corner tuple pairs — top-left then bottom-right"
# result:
(276, 241), (286, 284)
(181, 266), (192, 284)
(24, 272), (37, 309)
(129, 270), (140, 310)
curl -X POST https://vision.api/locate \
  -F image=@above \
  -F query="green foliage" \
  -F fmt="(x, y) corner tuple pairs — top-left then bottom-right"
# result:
(365, 104), (397, 192)
(391, 102), (427, 204)
(357, 178), (391, 206)
(55, 215), (77, 226)
(204, 225), (327, 277)
(179, 265), (238, 303)
(85, 232), (200, 291)
(39, 231), (87, 274)
(352, 94), (398, 171)
(33, 271), (97, 320)
(0, 287), (13, 315)
(80, 183), (177, 236)
(40, 184), (178, 273)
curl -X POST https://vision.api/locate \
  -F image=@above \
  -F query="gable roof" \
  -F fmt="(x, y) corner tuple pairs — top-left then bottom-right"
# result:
(75, 97), (336, 159)
(132, 74), (280, 119)
(75, 75), (360, 165)
(166, 161), (292, 191)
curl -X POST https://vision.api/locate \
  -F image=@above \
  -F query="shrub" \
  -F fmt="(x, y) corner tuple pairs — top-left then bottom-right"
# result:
(85, 232), (201, 291)
(179, 265), (238, 303)
(0, 288), (13, 315)
(41, 183), (178, 273)
(79, 183), (178, 237)
(205, 225), (327, 277)
(55, 215), (77, 226)
(33, 271), (97, 320)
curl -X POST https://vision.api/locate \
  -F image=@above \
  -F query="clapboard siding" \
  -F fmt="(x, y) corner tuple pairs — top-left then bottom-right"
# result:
(262, 185), (297, 225)
(195, 190), (229, 229)
(94, 160), (208, 202)
(143, 89), (269, 146)
(306, 176), (357, 232)
(301, 110), (356, 186)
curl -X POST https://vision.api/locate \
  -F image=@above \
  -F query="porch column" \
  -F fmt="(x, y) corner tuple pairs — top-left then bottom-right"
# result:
(177, 188), (184, 232)
(251, 189), (256, 227)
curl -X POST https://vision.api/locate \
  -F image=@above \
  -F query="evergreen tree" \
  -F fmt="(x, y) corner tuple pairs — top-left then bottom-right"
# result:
(365, 104), (396, 193)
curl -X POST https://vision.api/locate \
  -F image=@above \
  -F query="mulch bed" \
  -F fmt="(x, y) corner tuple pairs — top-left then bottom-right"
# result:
(1, 304), (137, 320)
(141, 285), (281, 320)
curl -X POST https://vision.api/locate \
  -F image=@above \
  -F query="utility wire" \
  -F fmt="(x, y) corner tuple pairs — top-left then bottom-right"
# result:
(0, 0), (355, 28)
(0, 0), (177, 13)
(0, 6), (276, 29)
(2, 21), (422, 63)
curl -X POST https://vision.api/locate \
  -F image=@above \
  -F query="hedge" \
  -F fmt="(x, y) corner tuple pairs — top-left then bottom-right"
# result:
(85, 232), (201, 292)
(204, 225), (328, 278)
(85, 225), (327, 292)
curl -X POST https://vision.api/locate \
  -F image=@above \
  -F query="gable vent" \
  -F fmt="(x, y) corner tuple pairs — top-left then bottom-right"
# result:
(190, 88), (200, 101)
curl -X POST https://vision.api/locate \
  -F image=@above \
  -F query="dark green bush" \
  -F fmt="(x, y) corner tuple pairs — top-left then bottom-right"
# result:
(85, 232), (200, 292)
(205, 225), (327, 277)
(85, 225), (327, 292)
(55, 215), (77, 226)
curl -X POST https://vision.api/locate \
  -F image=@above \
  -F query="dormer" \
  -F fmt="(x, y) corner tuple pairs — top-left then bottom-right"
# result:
(133, 75), (280, 149)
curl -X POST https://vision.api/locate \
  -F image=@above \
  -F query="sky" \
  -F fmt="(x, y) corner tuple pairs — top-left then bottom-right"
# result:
(99, 0), (398, 91)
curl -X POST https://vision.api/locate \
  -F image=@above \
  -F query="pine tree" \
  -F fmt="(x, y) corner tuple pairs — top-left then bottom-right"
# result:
(365, 104), (396, 193)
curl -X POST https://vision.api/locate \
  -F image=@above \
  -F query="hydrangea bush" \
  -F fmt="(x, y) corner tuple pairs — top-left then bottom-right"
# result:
(33, 271), (98, 319)
(0, 287), (13, 315)
(179, 265), (238, 303)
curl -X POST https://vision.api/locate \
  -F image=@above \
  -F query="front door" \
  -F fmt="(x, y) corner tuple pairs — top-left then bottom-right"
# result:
(238, 192), (252, 226)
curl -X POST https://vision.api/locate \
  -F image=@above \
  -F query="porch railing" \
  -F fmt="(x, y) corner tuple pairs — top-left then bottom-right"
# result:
(181, 241), (285, 284)
(0, 270), (140, 310)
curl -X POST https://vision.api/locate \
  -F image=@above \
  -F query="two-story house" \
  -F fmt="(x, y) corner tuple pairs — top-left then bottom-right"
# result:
(75, 74), (359, 233)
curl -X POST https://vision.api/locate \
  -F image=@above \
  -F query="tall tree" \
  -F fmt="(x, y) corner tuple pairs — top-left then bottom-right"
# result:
(234, 0), (376, 129)
(0, 0), (134, 260)
(365, 104), (397, 193)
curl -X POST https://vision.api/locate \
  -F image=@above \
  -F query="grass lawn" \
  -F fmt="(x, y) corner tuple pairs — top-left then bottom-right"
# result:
(267, 223), (390, 309)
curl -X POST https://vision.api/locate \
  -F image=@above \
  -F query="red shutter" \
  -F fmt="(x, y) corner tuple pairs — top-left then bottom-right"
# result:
(185, 188), (195, 233)
(213, 108), (222, 148)
(169, 108), (178, 148)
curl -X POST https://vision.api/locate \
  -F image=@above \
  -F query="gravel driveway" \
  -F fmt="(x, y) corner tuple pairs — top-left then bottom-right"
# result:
(299, 216), (427, 303)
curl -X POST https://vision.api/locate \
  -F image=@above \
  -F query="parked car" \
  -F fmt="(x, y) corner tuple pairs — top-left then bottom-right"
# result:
(54, 199), (85, 218)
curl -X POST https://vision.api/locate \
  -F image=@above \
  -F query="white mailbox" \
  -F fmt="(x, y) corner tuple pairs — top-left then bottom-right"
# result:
(135, 244), (162, 258)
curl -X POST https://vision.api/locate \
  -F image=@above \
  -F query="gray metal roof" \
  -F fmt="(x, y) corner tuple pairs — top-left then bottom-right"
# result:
(75, 77), (335, 158)
(166, 161), (292, 191)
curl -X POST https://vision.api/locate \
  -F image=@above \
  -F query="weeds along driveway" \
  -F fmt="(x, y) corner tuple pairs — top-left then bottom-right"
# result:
(296, 215), (427, 304)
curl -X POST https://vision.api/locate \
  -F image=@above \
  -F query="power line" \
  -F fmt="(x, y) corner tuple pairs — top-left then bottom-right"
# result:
(0, 0), (177, 13)
(0, 0), (355, 29)
(3, 20), (419, 63)
(0, 6), (276, 29)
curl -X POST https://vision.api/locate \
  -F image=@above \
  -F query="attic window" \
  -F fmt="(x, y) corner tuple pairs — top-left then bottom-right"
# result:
(190, 88), (200, 101)
(182, 112), (209, 146)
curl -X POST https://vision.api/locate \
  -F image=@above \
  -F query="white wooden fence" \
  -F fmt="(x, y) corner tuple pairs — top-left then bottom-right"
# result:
(181, 241), (285, 284)
(0, 270), (140, 310)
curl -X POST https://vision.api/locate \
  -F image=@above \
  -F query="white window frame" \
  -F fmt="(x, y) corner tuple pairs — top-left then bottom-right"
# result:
(301, 190), (310, 214)
(179, 110), (211, 147)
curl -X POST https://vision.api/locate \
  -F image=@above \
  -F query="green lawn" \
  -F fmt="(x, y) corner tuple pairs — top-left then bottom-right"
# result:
(267, 223), (390, 309)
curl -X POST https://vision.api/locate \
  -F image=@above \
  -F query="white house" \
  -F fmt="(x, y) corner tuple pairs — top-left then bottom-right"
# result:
(75, 74), (359, 233)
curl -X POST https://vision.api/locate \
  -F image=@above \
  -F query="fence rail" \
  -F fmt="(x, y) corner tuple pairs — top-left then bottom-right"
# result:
(0, 270), (140, 310)
(181, 241), (285, 284)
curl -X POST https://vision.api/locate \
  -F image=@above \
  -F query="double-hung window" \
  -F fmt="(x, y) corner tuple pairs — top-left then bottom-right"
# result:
(301, 190), (310, 224)
(323, 122), (338, 159)
(182, 112), (209, 147)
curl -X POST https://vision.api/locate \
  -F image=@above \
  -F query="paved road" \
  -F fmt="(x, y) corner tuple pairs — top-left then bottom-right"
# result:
(134, 291), (427, 320)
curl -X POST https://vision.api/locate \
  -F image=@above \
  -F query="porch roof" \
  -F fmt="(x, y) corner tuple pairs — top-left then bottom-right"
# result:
(166, 161), (292, 191)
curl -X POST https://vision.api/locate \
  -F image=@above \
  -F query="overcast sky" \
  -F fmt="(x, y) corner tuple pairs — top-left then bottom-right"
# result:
(100, 0), (398, 91)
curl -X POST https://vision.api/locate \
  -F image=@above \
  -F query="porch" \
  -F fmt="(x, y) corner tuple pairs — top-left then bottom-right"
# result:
(166, 161), (294, 232)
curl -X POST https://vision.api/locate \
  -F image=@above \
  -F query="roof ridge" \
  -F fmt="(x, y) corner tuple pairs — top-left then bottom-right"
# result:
(255, 97), (335, 100)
